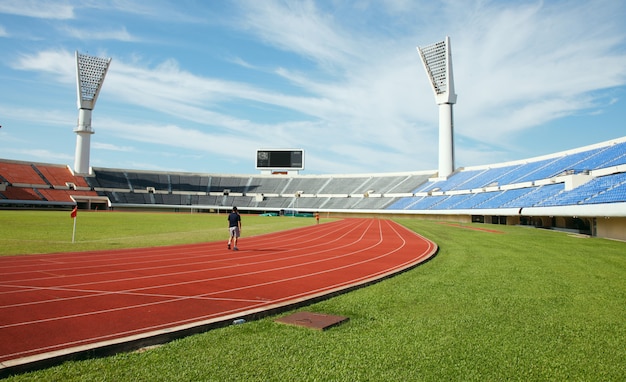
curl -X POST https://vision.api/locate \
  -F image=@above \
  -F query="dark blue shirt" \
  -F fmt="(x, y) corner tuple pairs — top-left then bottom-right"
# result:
(228, 212), (241, 227)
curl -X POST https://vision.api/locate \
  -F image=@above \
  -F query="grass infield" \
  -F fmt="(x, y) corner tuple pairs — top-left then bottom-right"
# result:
(1, 211), (625, 381)
(0, 210), (316, 256)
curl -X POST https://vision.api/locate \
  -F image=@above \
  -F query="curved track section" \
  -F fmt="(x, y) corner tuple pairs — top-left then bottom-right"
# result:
(0, 218), (437, 374)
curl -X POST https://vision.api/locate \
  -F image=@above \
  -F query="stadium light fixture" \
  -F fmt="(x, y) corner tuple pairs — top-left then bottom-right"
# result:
(74, 51), (111, 174)
(417, 36), (457, 178)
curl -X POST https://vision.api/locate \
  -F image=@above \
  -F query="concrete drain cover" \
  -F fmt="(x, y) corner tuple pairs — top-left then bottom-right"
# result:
(275, 311), (349, 331)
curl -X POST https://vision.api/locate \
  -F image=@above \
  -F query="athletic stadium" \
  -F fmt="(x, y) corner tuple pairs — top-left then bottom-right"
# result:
(1, 39), (625, 380)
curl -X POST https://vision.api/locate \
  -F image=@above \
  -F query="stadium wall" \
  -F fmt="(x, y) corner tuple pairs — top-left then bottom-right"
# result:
(317, 209), (626, 241)
(597, 217), (626, 241)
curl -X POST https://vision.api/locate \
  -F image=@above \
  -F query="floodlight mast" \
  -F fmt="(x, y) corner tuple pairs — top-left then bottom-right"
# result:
(74, 51), (111, 174)
(417, 36), (457, 178)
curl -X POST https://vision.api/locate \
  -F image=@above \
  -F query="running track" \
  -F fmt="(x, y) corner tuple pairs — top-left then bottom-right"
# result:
(0, 218), (437, 374)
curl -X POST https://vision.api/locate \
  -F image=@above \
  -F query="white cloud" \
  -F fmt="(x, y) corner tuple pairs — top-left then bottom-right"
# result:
(11, 49), (76, 83)
(2, 148), (73, 163)
(60, 26), (139, 42)
(235, 0), (362, 70)
(92, 142), (134, 152)
(0, 0), (75, 19)
(452, 1), (626, 144)
(0, 105), (72, 126)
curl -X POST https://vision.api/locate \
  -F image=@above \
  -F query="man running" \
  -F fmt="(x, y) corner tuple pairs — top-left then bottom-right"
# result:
(227, 206), (241, 250)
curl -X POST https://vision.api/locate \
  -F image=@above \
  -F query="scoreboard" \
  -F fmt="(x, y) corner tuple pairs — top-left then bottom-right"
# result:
(256, 149), (304, 170)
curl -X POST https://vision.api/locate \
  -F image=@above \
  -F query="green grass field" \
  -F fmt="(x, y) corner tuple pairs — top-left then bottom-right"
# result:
(0, 210), (316, 256)
(2, 211), (625, 381)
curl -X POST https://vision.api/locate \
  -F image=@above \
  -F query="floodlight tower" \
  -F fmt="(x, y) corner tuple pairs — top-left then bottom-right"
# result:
(74, 51), (111, 174)
(417, 36), (457, 178)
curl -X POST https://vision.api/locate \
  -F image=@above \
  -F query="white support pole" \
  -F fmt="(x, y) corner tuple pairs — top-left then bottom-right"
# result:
(74, 108), (94, 174)
(438, 103), (455, 178)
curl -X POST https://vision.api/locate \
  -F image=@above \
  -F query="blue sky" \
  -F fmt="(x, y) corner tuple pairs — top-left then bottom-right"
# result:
(1, 0), (625, 175)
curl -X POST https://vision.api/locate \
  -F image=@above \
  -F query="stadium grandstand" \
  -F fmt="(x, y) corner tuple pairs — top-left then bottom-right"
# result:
(2, 135), (626, 241)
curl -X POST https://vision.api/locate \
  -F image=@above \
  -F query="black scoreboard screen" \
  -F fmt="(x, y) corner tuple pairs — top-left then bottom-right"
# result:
(256, 149), (304, 170)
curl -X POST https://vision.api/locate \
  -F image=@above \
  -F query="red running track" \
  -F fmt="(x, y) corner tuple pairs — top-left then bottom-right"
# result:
(0, 218), (437, 373)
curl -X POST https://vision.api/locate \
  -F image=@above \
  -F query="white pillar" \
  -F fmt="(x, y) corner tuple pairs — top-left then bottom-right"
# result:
(438, 103), (454, 178)
(74, 108), (94, 174)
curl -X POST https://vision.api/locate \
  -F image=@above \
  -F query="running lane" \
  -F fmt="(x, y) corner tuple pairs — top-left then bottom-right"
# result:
(0, 218), (437, 370)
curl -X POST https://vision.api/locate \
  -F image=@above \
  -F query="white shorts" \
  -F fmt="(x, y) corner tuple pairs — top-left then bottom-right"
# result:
(229, 226), (240, 238)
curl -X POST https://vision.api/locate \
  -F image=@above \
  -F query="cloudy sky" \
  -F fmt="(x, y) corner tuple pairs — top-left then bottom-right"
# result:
(1, 0), (625, 174)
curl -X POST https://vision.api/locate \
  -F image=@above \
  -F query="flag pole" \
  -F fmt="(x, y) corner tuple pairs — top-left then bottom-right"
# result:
(72, 216), (77, 243)
(71, 206), (78, 243)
